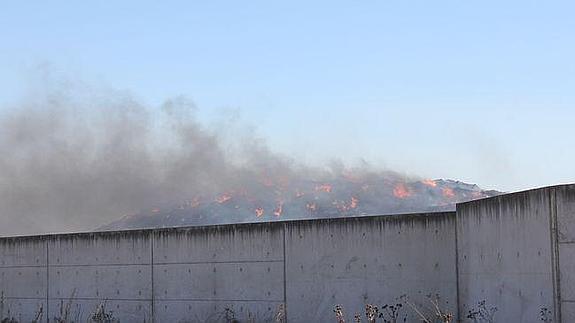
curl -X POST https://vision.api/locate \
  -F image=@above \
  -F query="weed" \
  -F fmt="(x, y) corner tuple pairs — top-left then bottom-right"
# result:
(89, 301), (119, 323)
(466, 300), (497, 323)
(379, 301), (406, 323)
(540, 307), (552, 322)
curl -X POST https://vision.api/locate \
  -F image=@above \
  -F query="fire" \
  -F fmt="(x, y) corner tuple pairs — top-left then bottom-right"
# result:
(215, 193), (232, 204)
(393, 184), (411, 199)
(306, 202), (317, 212)
(442, 187), (455, 198)
(422, 179), (437, 187)
(255, 207), (264, 217)
(350, 196), (359, 209)
(315, 184), (332, 193)
(333, 196), (360, 212)
(189, 197), (201, 208)
(273, 201), (284, 217)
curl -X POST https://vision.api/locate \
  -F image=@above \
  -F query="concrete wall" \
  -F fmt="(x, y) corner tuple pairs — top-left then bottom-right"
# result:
(1, 184), (574, 322)
(0, 212), (457, 323)
(285, 214), (456, 322)
(456, 184), (575, 323)
(554, 185), (575, 321)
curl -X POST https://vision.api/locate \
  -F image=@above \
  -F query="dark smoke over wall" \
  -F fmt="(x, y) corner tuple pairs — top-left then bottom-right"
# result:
(0, 85), (498, 236)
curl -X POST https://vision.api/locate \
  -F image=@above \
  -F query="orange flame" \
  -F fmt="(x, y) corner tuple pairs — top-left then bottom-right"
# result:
(422, 179), (437, 187)
(315, 184), (332, 193)
(189, 197), (201, 208)
(273, 201), (284, 217)
(255, 207), (264, 217)
(306, 202), (317, 212)
(350, 196), (359, 209)
(442, 187), (455, 198)
(215, 193), (232, 204)
(393, 184), (411, 199)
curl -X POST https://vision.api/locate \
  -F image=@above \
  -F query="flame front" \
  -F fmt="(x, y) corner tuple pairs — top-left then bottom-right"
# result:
(422, 179), (437, 187)
(273, 201), (284, 217)
(255, 207), (264, 217)
(393, 184), (411, 199)
(442, 187), (455, 198)
(315, 184), (332, 193)
(215, 193), (232, 204)
(306, 202), (317, 212)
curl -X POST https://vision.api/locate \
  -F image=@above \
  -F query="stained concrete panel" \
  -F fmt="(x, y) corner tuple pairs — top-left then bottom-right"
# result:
(285, 213), (457, 322)
(556, 184), (575, 322)
(152, 223), (283, 264)
(151, 223), (285, 322)
(0, 237), (46, 266)
(555, 185), (575, 243)
(48, 231), (151, 266)
(457, 188), (555, 323)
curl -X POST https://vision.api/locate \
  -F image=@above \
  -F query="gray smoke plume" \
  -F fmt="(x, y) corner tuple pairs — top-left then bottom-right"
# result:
(0, 86), (243, 234)
(0, 83), (498, 236)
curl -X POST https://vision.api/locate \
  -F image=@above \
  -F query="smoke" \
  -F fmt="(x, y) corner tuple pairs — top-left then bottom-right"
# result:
(0, 83), (367, 235)
(0, 82), (498, 236)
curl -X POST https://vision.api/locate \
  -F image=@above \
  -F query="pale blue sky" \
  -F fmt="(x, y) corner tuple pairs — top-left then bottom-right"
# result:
(0, 1), (574, 191)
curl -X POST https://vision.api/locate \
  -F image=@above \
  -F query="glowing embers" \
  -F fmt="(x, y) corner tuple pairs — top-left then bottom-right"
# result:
(273, 201), (284, 217)
(215, 193), (233, 204)
(422, 179), (437, 187)
(315, 184), (333, 193)
(393, 184), (411, 199)
(442, 187), (455, 198)
(255, 207), (264, 217)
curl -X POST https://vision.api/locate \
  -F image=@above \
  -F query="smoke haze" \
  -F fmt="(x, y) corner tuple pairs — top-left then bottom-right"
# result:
(0, 83), (498, 236)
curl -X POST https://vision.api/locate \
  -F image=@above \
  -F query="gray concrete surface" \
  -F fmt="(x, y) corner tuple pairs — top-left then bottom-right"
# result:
(456, 184), (575, 323)
(0, 184), (573, 322)
(284, 213), (456, 322)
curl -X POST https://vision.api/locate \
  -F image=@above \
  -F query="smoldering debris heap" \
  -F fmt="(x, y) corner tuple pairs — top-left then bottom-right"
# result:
(100, 178), (500, 230)
(0, 86), (499, 235)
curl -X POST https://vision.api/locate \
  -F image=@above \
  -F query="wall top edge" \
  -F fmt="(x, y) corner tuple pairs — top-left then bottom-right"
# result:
(456, 183), (575, 209)
(0, 211), (456, 241)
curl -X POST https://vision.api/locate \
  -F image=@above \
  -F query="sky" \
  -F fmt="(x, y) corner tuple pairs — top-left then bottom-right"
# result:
(0, 0), (574, 192)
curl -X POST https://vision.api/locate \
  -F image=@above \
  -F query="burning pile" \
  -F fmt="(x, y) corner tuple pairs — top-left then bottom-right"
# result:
(101, 177), (499, 230)
(0, 86), (501, 235)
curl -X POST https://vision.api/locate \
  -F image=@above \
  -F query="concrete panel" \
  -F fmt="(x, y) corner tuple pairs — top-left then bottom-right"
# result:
(155, 300), (280, 323)
(154, 262), (283, 301)
(555, 185), (575, 243)
(559, 243), (575, 301)
(48, 231), (151, 266)
(457, 188), (555, 323)
(153, 223), (283, 264)
(561, 302), (575, 323)
(47, 299), (151, 322)
(48, 265), (152, 300)
(0, 267), (47, 299)
(285, 213), (457, 322)
(0, 298), (46, 323)
(0, 237), (46, 266)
